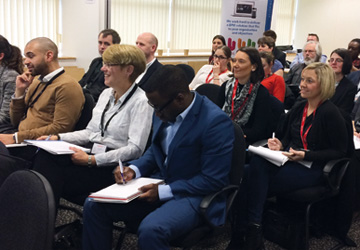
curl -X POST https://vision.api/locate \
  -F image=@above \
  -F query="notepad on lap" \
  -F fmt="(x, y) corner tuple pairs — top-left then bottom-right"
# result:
(24, 140), (91, 155)
(89, 177), (164, 203)
(248, 145), (312, 168)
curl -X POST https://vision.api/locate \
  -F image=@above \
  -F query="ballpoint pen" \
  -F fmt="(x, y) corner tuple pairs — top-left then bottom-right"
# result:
(35, 134), (52, 154)
(119, 159), (127, 185)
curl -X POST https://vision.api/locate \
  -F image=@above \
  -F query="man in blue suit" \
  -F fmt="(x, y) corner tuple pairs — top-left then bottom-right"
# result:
(82, 65), (234, 249)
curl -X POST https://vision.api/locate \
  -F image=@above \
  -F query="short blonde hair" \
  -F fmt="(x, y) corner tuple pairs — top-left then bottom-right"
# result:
(302, 62), (335, 101)
(102, 44), (146, 83)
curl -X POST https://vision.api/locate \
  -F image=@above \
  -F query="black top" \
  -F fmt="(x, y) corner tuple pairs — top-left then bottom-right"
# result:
(330, 76), (357, 115)
(79, 57), (106, 102)
(281, 100), (349, 166)
(218, 81), (271, 145)
(137, 59), (163, 90)
(273, 47), (286, 68)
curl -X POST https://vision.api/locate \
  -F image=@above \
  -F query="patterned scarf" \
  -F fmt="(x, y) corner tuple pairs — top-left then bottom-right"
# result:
(222, 77), (260, 126)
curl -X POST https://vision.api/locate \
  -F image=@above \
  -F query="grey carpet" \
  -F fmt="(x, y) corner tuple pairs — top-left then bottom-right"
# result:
(56, 198), (360, 250)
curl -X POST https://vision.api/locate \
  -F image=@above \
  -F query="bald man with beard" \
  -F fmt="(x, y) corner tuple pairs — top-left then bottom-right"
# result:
(0, 37), (84, 145)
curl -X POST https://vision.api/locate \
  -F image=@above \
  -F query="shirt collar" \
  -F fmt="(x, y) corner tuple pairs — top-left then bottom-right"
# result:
(172, 92), (196, 124)
(38, 67), (64, 83)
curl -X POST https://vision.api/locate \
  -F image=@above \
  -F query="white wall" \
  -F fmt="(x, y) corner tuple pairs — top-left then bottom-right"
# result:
(61, 0), (106, 70)
(293, 0), (360, 58)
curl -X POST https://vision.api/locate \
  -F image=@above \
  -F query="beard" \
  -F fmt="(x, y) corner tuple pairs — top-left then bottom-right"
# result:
(304, 56), (317, 65)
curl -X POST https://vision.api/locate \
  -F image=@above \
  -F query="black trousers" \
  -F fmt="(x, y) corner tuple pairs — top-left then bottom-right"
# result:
(32, 149), (116, 208)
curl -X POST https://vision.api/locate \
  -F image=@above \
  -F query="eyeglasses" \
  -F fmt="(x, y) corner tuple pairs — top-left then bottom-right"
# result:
(213, 54), (227, 60)
(147, 95), (177, 113)
(102, 62), (120, 67)
(328, 58), (344, 64)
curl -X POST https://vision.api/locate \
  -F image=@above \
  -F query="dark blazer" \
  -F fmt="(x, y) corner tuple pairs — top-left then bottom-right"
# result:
(285, 63), (306, 86)
(137, 59), (163, 90)
(130, 92), (234, 226)
(330, 76), (357, 115)
(274, 47), (286, 68)
(348, 70), (360, 86)
(79, 57), (106, 102)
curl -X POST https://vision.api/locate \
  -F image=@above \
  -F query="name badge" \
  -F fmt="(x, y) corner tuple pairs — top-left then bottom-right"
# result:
(91, 143), (107, 155)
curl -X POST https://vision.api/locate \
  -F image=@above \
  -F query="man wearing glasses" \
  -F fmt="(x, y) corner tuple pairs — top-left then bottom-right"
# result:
(285, 41), (322, 87)
(82, 65), (235, 250)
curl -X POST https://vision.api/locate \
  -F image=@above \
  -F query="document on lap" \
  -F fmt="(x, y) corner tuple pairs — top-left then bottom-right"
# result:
(88, 177), (164, 203)
(248, 145), (312, 168)
(24, 140), (91, 155)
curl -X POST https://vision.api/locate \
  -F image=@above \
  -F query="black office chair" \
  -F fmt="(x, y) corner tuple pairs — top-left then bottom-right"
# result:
(195, 84), (221, 107)
(115, 121), (246, 249)
(74, 92), (95, 131)
(0, 170), (56, 250)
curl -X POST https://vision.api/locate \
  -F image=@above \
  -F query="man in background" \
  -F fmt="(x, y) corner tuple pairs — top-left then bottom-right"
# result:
(135, 32), (163, 89)
(80, 29), (121, 102)
(290, 33), (327, 68)
(286, 40), (322, 86)
(263, 29), (286, 68)
(0, 37), (84, 145)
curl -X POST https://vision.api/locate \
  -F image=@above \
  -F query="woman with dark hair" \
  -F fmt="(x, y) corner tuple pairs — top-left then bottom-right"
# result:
(218, 47), (271, 145)
(260, 51), (285, 102)
(0, 35), (24, 133)
(190, 46), (231, 89)
(328, 48), (357, 114)
(208, 35), (226, 65)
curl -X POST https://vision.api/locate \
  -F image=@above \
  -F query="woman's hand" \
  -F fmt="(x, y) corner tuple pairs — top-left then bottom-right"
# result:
(70, 147), (90, 165)
(36, 135), (58, 140)
(267, 137), (283, 151)
(282, 147), (305, 161)
(213, 61), (221, 76)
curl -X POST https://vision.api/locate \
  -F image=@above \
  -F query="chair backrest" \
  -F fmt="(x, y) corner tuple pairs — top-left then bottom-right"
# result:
(195, 84), (221, 107)
(74, 92), (95, 131)
(0, 170), (56, 250)
(230, 122), (246, 186)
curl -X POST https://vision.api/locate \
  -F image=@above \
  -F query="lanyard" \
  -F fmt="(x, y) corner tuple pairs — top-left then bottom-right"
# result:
(100, 85), (138, 137)
(231, 79), (254, 120)
(27, 70), (65, 109)
(205, 68), (228, 84)
(300, 102), (321, 150)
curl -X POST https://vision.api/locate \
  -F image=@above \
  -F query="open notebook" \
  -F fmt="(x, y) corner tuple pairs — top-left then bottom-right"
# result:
(89, 177), (164, 203)
(24, 140), (90, 155)
(248, 145), (312, 168)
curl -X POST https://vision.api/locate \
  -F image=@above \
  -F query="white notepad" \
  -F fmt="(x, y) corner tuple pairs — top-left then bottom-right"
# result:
(248, 145), (312, 168)
(89, 177), (164, 203)
(24, 140), (90, 155)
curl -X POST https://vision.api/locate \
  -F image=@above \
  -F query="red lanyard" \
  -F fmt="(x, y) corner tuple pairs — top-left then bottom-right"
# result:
(231, 79), (254, 120)
(300, 102), (320, 150)
(205, 69), (228, 83)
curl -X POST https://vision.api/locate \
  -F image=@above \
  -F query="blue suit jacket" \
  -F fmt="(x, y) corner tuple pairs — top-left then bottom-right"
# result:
(130, 93), (234, 225)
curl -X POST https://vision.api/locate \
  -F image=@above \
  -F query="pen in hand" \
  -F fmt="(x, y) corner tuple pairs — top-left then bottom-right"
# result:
(119, 159), (127, 185)
(35, 134), (52, 154)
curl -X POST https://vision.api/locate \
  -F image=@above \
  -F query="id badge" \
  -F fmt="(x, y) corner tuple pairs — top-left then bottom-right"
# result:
(91, 143), (107, 155)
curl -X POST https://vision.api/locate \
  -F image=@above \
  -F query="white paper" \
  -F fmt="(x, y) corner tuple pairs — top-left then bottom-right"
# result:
(89, 177), (164, 203)
(24, 140), (90, 155)
(354, 135), (360, 150)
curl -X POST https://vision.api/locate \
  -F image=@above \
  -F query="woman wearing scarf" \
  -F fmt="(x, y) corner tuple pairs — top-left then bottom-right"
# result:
(218, 47), (271, 145)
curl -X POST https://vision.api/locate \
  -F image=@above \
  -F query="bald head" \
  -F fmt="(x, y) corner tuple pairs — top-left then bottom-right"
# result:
(27, 37), (58, 60)
(136, 32), (158, 63)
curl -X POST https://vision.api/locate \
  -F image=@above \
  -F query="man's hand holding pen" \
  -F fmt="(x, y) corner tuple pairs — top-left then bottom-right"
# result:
(114, 166), (135, 184)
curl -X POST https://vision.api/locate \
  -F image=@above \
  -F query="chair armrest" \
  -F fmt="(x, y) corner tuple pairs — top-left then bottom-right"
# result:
(198, 184), (239, 229)
(323, 158), (349, 191)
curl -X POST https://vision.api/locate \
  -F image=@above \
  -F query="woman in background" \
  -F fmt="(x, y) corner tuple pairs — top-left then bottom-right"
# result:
(190, 46), (231, 90)
(328, 48), (357, 114)
(208, 35), (226, 65)
(0, 35), (24, 133)
(260, 51), (285, 103)
(218, 47), (271, 145)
